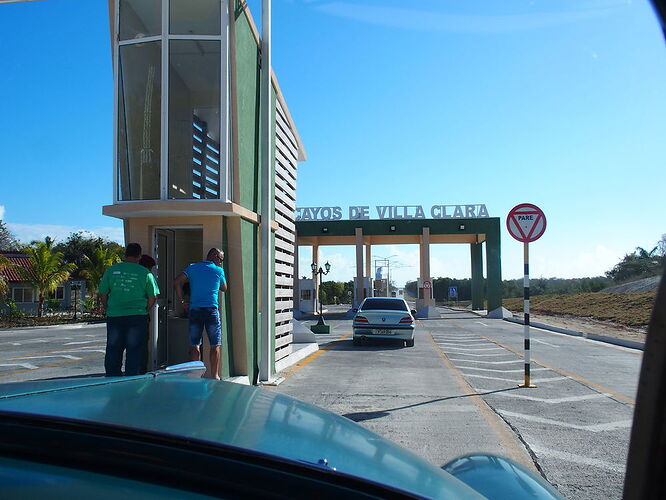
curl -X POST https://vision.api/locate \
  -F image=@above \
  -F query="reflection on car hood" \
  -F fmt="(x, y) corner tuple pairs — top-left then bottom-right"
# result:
(0, 372), (483, 499)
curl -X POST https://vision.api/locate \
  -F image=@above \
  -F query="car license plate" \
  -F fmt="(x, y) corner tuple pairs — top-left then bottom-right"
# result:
(376, 329), (394, 335)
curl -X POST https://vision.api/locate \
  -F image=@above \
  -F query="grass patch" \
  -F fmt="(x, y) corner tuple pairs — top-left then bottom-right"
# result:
(502, 292), (656, 327)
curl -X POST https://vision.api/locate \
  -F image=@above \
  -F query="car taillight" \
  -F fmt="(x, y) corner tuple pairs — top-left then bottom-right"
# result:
(399, 316), (414, 324)
(354, 315), (368, 323)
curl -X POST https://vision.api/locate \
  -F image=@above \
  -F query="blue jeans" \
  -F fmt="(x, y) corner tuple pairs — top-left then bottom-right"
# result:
(188, 307), (222, 346)
(105, 315), (148, 376)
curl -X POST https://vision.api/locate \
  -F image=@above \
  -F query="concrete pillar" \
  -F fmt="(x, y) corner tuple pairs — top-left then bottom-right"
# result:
(293, 242), (300, 312)
(470, 243), (484, 310)
(485, 231), (503, 313)
(416, 226), (436, 317)
(355, 228), (364, 307)
(421, 226), (431, 286)
(365, 244), (372, 278)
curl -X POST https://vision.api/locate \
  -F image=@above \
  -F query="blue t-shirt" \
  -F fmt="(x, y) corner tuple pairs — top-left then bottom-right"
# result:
(183, 261), (226, 308)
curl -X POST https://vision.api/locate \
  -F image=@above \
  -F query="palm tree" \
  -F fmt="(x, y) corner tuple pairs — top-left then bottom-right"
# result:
(80, 245), (121, 309)
(18, 241), (76, 317)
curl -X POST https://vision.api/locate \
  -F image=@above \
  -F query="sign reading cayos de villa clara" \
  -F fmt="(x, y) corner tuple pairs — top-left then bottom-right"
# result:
(295, 204), (490, 221)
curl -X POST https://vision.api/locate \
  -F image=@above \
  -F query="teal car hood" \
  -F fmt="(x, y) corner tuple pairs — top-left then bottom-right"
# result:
(0, 372), (483, 499)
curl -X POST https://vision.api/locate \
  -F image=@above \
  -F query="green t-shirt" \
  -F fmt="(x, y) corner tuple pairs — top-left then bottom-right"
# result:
(99, 262), (160, 317)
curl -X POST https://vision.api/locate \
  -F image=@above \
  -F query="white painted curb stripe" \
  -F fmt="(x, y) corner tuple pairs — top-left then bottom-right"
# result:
(497, 409), (632, 431)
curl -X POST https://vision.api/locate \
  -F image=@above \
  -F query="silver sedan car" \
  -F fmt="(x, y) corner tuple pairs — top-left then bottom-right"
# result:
(352, 297), (416, 347)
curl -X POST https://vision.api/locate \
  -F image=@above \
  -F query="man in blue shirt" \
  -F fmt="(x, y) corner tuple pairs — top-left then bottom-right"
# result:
(174, 248), (227, 380)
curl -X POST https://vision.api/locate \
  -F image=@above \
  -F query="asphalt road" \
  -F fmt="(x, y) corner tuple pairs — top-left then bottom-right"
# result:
(275, 307), (642, 500)
(0, 323), (107, 383)
(0, 310), (642, 499)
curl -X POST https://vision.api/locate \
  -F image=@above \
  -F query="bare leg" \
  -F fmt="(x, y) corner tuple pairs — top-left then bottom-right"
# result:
(208, 346), (221, 380)
(190, 345), (202, 362)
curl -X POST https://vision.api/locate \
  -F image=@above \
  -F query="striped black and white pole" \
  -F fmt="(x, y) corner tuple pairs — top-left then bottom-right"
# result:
(522, 242), (535, 387)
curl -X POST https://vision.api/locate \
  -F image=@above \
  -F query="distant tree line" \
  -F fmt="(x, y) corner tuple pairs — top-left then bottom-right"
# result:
(605, 235), (665, 283)
(0, 223), (123, 317)
(319, 280), (354, 305)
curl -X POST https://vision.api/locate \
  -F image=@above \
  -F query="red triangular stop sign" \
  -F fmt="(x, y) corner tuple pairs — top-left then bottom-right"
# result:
(507, 204), (546, 243)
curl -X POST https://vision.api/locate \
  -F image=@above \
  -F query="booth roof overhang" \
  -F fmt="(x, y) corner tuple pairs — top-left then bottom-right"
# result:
(295, 218), (500, 246)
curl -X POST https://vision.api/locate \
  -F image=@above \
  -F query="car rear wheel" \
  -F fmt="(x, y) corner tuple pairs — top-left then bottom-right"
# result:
(405, 339), (414, 347)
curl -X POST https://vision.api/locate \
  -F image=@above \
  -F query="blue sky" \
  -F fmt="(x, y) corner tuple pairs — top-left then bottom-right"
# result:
(1, 0), (665, 284)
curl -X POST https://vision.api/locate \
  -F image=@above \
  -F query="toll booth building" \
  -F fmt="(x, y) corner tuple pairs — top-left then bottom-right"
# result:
(102, 1), (305, 384)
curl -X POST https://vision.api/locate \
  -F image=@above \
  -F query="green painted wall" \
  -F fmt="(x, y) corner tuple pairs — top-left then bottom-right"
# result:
(470, 243), (484, 310)
(240, 217), (259, 383)
(220, 217), (233, 378)
(234, 6), (261, 213)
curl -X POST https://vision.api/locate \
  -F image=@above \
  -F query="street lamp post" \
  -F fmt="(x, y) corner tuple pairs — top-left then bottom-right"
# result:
(310, 261), (331, 333)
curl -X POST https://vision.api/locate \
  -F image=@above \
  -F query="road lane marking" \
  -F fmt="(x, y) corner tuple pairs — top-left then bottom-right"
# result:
(496, 409), (632, 432)
(529, 445), (625, 473)
(441, 352), (514, 357)
(473, 390), (612, 404)
(532, 339), (559, 348)
(427, 332), (537, 470)
(448, 358), (522, 365)
(435, 341), (489, 346)
(54, 349), (106, 354)
(438, 346), (504, 351)
(465, 374), (567, 383)
(455, 365), (549, 374)
(474, 334), (636, 405)
(476, 322), (489, 327)
(15, 354), (82, 361)
(0, 343), (106, 362)
(0, 363), (39, 370)
(276, 332), (351, 380)
(0, 354), (104, 378)
(64, 341), (100, 345)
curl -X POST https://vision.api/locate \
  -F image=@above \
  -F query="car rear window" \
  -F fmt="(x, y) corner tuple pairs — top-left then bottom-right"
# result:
(360, 299), (408, 311)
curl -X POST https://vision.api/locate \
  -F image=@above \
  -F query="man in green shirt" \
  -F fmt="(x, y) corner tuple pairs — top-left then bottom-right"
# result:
(99, 243), (160, 376)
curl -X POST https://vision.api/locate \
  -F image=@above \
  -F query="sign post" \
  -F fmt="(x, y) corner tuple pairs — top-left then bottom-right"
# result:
(507, 203), (547, 388)
(448, 286), (458, 304)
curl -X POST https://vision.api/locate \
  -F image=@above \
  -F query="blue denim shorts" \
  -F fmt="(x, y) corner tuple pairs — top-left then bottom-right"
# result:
(188, 307), (222, 346)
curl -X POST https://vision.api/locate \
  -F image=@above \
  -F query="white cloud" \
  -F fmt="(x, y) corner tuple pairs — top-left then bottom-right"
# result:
(6, 223), (124, 245)
(0, 205), (5, 220)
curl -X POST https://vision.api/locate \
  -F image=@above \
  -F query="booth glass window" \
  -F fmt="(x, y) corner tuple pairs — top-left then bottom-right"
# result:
(168, 40), (221, 199)
(119, 0), (161, 41)
(117, 41), (162, 201)
(170, 0), (221, 35)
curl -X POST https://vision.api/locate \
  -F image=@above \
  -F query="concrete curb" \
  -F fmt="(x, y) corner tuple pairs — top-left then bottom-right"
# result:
(503, 317), (644, 351)
(275, 342), (319, 374)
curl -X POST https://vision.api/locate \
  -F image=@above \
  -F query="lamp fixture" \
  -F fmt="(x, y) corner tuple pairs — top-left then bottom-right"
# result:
(458, 224), (465, 231)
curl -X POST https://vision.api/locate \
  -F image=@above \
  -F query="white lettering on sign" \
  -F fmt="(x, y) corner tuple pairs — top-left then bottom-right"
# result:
(349, 206), (370, 220)
(296, 205), (490, 221)
(295, 206), (343, 221)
